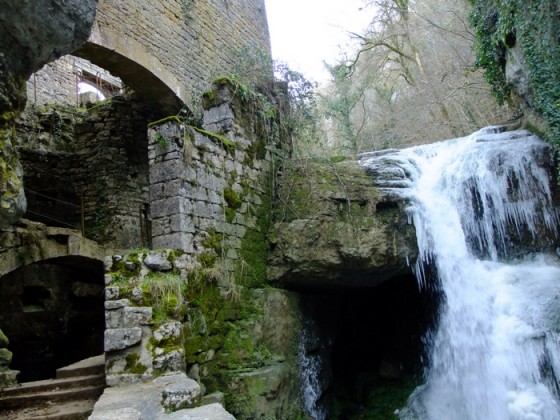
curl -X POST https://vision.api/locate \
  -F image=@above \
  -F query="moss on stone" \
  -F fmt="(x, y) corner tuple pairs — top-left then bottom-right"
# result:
(147, 115), (185, 128)
(188, 125), (236, 155)
(0, 329), (8, 348)
(124, 352), (148, 375)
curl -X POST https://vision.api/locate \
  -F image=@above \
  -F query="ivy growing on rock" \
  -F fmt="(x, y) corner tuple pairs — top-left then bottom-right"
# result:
(469, 0), (560, 143)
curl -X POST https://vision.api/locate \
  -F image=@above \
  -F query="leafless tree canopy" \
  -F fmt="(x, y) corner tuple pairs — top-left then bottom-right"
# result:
(314, 0), (513, 155)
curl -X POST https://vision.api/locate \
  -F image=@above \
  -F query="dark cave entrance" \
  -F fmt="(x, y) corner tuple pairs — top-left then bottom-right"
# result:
(299, 273), (440, 419)
(0, 256), (105, 382)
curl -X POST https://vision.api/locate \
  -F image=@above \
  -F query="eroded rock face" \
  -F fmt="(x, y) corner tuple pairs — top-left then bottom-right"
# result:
(0, 0), (98, 227)
(268, 160), (417, 290)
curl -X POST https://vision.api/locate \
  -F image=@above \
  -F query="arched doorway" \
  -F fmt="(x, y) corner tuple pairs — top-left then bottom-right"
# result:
(0, 256), (105, 382)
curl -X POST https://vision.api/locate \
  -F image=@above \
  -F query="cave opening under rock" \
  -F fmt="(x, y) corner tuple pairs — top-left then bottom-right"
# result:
(299, 271), (441, 419)
(0, 256), (105, 382)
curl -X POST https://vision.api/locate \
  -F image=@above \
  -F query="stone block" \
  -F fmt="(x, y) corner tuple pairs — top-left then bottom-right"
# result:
(153, 321), (182, 342)
(105, 286), (120, 301)
(123, 307), (153, 327)
(155, 373), (201, 411)
(105, 307), (123, 329)
(153, 349), (186, 373)
(150, 197), (182, 219)
(104, 327), (143, 352)
(105, 299), (130, 310)
(170, 214), (195, 233)
(150, 160), (183, 184)
(144, 251), (173, 271)
(0, 370), (18, 387)
(152, 232), (193, 252)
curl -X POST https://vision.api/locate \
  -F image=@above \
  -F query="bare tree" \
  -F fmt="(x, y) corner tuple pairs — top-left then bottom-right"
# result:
(318, 0), (513, 153)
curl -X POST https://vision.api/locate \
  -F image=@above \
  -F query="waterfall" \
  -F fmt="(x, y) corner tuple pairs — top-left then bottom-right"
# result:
(299, 315), (330, 420)
(359, 127), (560, 420)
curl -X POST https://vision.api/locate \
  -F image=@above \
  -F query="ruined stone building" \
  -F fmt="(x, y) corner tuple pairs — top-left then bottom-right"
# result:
(0, 0), (494, 418)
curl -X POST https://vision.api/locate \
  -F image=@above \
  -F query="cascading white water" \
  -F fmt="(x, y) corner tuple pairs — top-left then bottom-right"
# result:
(360, 127), (560, 420)
(299, 317), (329, 420)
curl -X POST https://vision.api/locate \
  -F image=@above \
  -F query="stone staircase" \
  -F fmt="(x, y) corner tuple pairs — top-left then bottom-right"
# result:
(0, 355), (105, 420)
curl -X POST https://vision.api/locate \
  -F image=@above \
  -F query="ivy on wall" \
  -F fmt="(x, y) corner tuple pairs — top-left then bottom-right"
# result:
(469, 0), (560, 143)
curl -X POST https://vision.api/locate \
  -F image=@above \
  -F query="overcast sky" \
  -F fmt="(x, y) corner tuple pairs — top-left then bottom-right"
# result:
(264, 0), (371, 85)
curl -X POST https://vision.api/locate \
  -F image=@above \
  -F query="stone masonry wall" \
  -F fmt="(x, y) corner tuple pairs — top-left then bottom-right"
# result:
(148, 82), (274, 277)
(15, 98), (155, 249)
(94, 0), (270, 100)
(27, 0), (270, 111)
(27, 56), (123, 108)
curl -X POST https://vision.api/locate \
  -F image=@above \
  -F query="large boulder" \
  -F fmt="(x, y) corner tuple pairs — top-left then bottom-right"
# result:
(268, 160), (417, 290)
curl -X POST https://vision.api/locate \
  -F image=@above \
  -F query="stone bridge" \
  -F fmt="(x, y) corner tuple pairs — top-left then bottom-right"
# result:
(0, 220), (108, 278)
(28, 0), (271, 114)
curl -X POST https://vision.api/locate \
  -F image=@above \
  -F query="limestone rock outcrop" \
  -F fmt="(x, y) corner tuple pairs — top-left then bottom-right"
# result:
(268, 160), (417, 290)
(0, 0), (98, 227)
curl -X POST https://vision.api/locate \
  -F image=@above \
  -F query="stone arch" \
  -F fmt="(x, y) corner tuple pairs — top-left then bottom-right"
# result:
(73, 24), (191, 115)
(0, 254), (105, 381)
(0, 224), (107, 279)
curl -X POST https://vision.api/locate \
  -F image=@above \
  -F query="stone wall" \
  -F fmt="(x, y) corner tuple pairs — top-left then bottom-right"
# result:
(0, 0), (98, 228)
(94, 0), (269, 100)
(27, 56), (123, 108)
(148, 79), (277, 280)
(28, 0), (271, 112)
(102, 248), (303, 418)
(15, 98), (154, 249)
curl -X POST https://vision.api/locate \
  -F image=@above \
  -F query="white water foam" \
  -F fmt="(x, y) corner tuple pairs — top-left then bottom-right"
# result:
(360, 128), (560, 419)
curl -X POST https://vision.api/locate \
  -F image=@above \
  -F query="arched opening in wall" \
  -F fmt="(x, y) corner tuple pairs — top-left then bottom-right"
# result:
(298, 272), (442, 418)
(0, 256), (105, 382)
(77, 68), (123, 106)
(27, 55), (124, 108)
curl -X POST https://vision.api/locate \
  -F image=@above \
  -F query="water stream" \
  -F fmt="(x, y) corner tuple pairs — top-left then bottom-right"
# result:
(358, 127), (560, 419)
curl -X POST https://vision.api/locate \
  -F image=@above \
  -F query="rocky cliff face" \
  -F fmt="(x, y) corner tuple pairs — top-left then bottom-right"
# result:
(268, 160), (418, 290)
(0, 0), (98, 227)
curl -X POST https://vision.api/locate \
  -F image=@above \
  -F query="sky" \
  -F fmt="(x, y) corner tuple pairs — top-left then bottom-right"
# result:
(264, 0), (372, 85)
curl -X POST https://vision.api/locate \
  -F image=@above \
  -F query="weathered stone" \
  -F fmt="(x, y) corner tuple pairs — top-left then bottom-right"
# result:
(131, 287), (144, 304)
(105, 299), (130, 310)
(104, 327), (142, 351)
(105, 307), (123, 329)
(165, 403), (235, 420)
(123, 307), (153, 327)
(155, 373), (201, 412)
(0, 369), (19, 387)
(0, 348), (13, 367)
(105, 286), (120, 300)
(125, 261), (137, 271)
(201, 391), (225, 405)
(153, 350), (186, 373)
(153, 321), (182, 342)
(0, 0), (98, 228)
(268, 161), (417, 290)
(90, 407), (142, 420)
(144, 251), (173, 272)
(104, 274), (114, 285)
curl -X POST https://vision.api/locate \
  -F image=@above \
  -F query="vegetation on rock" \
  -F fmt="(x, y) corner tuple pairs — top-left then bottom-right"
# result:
(469, 0), (560, 144)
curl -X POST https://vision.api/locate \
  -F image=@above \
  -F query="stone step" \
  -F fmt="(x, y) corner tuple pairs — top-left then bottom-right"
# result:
(56, 354), (105, 379)
(1, 398), (98, 420)
(0, 384), (104, 411)
(0, 374), (105, 397)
